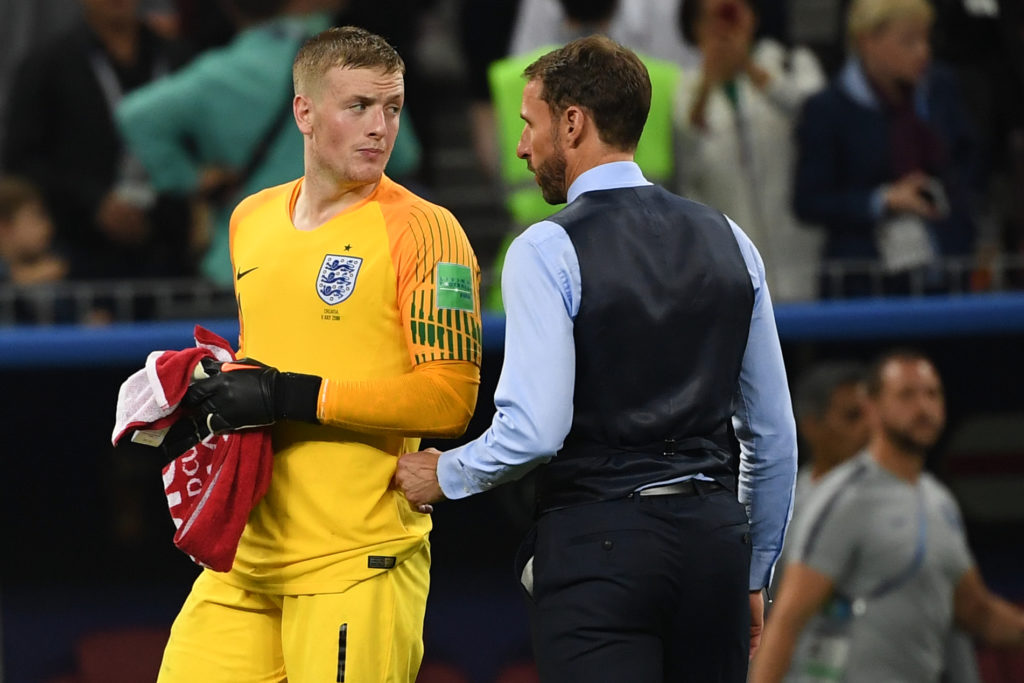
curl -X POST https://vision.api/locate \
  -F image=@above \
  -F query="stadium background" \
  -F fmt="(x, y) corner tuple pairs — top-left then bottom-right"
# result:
(2, 0), (1024, 681)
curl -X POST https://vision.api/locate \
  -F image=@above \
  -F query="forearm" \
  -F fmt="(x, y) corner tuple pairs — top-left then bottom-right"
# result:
(750, 614), (803, 683)
(750, 563), (833, 683)
(975, 597), (1024, 647)
(318, 360), (480, 438)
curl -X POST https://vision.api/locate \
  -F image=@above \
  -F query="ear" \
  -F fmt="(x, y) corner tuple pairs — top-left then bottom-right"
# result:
(563, 106), (585, 148)
(294, 94), (314, 136)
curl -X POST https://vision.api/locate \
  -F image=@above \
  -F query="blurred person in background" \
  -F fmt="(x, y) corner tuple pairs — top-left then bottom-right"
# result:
(791, 360), (869, 493)
(164, 0), (237, 53)
(0, 176), (114, 325)
(674, 0), (826, 302)
(509, 0), (697, 67)
(773, 361), (867, 561)
(484, 0), (683, 311)
(0, 177), (68, 290)
(769, 360), (867, 612)
(0, 0), (79, 157)
(931, 0), (1024, 291)
(793, 0), (980, 299)
(457, 0), (522, 179)
(116, 0), (333, 287)
(117, 0), (423, 287)
(0, 175), (73, 325)
(774, 357), (982, 683)
(2, 0), (193, 284)
(751, 350), (1024, 683)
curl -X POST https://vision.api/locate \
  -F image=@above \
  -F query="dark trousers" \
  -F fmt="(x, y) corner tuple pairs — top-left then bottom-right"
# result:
(519, 487), (751, 682)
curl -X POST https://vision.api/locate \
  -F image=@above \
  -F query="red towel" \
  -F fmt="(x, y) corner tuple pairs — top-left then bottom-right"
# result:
(113, 325), (273, 572)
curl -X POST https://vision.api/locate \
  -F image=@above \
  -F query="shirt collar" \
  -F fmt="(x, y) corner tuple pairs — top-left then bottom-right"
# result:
(839, 57), (931, 118)
(839, 57), (880, 110)
(566, 161), (652, 204)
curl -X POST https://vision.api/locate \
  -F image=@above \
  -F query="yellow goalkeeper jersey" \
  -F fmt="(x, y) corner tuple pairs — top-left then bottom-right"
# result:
(223, 175), (482, 594)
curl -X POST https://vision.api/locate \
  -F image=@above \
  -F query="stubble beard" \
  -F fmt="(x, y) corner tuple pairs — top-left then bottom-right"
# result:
(881, 418), (942, 458)
(535, 142), (567, 205)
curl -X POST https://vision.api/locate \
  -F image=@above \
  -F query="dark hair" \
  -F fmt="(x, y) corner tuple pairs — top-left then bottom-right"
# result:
(558, 0), (618, 24)
(793, 361), (867, 420)
(523, 35), (651, 151)
(294, 26), (405, 95)
(0, 176), (42, 223)
(865, 348), (935, 397)
(678, 0), (759, 45)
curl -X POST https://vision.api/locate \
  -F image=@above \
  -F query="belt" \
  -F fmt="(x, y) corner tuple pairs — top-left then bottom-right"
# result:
(634, 480), (723, 497)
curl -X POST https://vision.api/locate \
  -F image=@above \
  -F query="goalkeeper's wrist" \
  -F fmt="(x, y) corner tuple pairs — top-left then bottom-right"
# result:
(274, 372), (322, 423)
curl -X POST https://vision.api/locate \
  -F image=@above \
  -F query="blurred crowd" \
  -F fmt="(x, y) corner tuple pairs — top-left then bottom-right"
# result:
(2, 0), (1023, 324)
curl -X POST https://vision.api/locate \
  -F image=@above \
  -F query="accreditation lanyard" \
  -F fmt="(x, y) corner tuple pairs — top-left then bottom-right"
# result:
(864, 485), (928, 600)
(793, 484), (928, 683)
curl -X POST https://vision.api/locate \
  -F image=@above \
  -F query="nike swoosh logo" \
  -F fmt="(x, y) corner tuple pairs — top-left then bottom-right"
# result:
(236, 266), (258, 280)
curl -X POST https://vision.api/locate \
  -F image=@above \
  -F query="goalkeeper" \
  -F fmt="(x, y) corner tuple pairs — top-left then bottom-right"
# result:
(155, 26), (482, 683)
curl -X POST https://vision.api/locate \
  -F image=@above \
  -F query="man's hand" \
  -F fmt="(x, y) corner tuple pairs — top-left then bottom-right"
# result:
(184, 358), (280, 432)
(394, 448), (445, 513)
(750, 589), (766, 659)
(884, 171), (941, 219)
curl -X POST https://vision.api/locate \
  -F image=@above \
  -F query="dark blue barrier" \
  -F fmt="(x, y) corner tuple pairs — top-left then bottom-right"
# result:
(2, 293), (1023, 368)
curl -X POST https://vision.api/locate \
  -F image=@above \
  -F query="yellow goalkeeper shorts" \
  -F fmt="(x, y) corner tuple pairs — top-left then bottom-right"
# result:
(157, 543), (430, 683)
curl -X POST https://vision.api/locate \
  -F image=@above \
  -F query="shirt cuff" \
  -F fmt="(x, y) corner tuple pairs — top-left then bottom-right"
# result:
(437, 448), (482, 500)
(750, 547), (780, 592)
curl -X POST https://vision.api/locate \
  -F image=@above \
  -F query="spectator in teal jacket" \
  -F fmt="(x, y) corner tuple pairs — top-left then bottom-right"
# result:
(117, 0), (421, 286)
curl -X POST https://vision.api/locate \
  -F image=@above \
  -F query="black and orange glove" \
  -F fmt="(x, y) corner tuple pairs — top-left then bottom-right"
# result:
(184, 358), (321, 433)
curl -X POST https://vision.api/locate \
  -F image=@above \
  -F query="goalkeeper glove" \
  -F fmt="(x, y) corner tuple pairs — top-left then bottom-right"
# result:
(184, 357), (321, 433)
(158, 414), (211, 462)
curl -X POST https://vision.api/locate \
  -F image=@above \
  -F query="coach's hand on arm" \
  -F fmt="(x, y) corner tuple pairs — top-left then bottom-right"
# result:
(749, 563), (834, 683)
(184, 358), (321, 433)
(394, 448), (445, 513)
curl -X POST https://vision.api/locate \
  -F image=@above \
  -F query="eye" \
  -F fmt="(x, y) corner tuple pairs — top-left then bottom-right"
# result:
(350, 102), (367, 111)
(386, 104), (401, 115)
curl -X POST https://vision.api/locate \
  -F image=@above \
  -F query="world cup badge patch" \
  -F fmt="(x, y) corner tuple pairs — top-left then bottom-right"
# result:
(316, 254), (362, 305)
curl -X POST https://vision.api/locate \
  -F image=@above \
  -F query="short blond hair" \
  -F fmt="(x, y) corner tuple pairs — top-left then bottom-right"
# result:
(847, 0), (934, 45)
(293, 26), (405, 97)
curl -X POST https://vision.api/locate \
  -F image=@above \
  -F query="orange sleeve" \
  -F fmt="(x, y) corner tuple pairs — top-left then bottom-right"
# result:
(316, 360), (480, 438)
(389, 201), (483, 366)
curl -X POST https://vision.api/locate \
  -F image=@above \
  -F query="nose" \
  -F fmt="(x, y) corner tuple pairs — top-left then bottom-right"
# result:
(367, 106), (387, 138)
(516, 125), (529, 160)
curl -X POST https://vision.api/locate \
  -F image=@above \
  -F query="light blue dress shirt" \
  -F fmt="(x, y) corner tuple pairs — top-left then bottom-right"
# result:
(437, 161), (798, 590)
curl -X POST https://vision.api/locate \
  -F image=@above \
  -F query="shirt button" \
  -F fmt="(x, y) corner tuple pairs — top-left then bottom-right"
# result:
(602, 540), (613, 551)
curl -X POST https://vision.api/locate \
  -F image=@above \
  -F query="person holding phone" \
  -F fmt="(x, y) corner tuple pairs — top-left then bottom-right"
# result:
(793, 0), (980, 298)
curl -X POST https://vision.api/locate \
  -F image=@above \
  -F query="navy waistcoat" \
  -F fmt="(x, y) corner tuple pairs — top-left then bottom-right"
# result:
(536, 185), (755, 512)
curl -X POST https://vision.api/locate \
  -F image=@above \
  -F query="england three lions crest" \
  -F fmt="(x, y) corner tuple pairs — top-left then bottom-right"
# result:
(317, 254), (362, 305)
